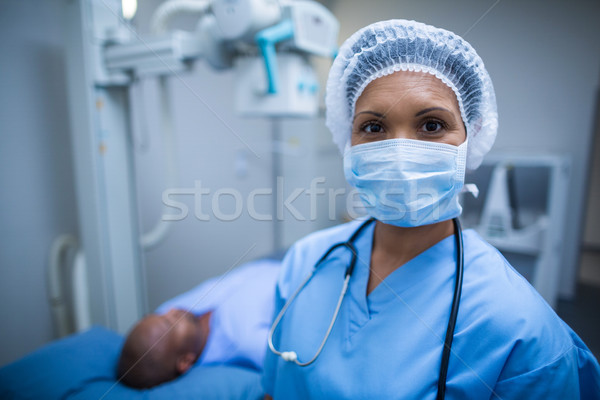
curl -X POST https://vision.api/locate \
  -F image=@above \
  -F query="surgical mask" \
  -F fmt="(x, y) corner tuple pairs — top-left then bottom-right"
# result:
(343, 138), (468, 227)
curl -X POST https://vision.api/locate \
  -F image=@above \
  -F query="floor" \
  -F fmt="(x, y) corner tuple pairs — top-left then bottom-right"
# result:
(556, 282), (600, 359)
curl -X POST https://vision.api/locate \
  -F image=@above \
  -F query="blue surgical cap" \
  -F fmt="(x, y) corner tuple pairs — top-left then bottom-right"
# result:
(325, 19), (498, 169)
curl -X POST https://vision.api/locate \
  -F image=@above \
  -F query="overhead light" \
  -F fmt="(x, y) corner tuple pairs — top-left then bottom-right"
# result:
(122, 0), (137, 20)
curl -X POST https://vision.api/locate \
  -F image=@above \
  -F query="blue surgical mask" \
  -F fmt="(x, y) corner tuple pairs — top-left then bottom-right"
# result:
(343, 138), (468, 227)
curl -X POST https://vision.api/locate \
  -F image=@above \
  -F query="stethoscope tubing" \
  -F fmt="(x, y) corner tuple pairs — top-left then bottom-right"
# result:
(437, 217), (464, 399)
(268, 219), (374, 366)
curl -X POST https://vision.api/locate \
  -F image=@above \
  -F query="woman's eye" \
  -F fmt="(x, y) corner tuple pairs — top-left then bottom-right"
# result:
(361, 122), (384, 134)
(421, 120), (445, 133)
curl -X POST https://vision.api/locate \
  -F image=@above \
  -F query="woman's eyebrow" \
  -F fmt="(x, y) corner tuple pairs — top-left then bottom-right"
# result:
(354, 111), (385, 121)
(415, 107), (451, 116)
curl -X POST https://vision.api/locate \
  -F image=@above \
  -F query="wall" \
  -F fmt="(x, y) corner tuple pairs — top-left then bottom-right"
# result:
(328, 0), (600, 298)
(132, 69), (277, 310)
(0, 0), (79, 365)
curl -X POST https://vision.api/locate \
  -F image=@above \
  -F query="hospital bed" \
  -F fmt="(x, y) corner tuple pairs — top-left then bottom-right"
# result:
(0, 327), (263, 400)
(0, 258), (282, 400)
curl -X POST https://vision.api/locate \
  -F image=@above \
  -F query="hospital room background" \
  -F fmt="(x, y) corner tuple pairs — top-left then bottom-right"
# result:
(1, 0), (600, 369)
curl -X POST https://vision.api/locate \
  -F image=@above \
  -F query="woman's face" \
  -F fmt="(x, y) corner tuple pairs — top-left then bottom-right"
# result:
(351, 71), (466, 147)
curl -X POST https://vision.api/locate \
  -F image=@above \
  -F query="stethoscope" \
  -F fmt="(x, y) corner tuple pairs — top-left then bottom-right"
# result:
(268, 217), (464, 400)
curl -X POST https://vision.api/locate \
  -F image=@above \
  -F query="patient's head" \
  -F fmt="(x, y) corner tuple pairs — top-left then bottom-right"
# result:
(117, 309), (211, 389)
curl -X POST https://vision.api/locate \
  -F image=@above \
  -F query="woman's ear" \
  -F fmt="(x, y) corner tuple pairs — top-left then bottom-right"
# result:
(176, 352), (197, 374)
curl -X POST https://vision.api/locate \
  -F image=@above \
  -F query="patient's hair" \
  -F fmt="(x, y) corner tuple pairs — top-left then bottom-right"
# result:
(117, 310), (211, 389)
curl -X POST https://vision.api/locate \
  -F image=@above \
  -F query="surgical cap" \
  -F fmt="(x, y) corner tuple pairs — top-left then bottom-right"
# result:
(325, 19), (498, 170)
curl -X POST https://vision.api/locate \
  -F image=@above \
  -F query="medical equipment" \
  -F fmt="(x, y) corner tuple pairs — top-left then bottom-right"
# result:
(102, 0), (338, 115)
(269, 217), (465, 400)
(61, 0), (339, 336)
(47, 235), (79, 337)
(325, 19), (498, 170)
(462, 153), (571, 308)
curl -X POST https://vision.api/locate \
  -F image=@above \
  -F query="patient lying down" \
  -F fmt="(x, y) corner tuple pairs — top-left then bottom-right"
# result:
(116, 259), (280, 389)
(117, 309), (212, 388)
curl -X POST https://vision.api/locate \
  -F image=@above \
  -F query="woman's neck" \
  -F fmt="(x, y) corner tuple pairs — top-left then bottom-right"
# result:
(367, 219), (455, 295)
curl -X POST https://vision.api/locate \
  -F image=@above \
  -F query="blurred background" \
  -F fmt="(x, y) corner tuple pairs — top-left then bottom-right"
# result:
(1, 0), (599, 366)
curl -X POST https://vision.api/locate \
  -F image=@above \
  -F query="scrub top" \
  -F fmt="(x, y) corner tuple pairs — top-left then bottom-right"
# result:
(262, 220), (600, 399)
(156, 259), (280, 370)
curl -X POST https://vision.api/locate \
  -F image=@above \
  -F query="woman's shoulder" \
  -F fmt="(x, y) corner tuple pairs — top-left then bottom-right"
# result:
(460, 228), (563, 327)
(459, 229), (589, 380)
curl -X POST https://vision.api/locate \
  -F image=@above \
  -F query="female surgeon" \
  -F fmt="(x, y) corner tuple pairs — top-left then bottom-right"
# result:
(262, 19), (600, 399)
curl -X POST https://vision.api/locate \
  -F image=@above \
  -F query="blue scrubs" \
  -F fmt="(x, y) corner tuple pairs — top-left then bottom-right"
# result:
(262, 220), (600, 399)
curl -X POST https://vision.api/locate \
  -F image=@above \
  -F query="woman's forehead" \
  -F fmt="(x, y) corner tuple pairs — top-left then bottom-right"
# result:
(356, 71), (460, 113)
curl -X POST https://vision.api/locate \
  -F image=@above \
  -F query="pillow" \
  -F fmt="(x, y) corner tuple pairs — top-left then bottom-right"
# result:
(0, 326), (263, 400)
